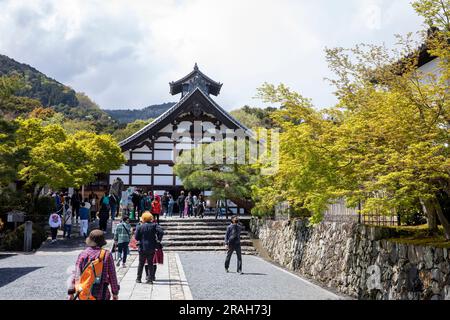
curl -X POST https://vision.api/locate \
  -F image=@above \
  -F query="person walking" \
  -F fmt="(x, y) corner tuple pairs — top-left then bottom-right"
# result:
(98, 202), (110, 233)
(134, 212), (164, 284)
(224, 216), (243, 274)
(168, 194), (175, 218)
(152, 214), (164, 281)
(186, 192), (193, 217)
(79, 201), (90, 238)
(89, 193), (98, 222)
(63, 203), (72, 239)
(71, 191), (81, 224)
(197, 194), (206, 218)
(142, 192), (152, 212)
(109, 193), (118, 221)
(68, 230), (120, 300)
(162, 192), (169, 217)
(192, 195), (198, 218)
(177, 191), (185, 218)
(151, 195), (162, 224)
(131, 190), (141, 220)
(49, 212), (61, 243)
(114, 216), (131, 268)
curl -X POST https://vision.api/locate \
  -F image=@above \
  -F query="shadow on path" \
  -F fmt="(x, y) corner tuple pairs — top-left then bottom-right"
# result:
(0, 267), (43, 288)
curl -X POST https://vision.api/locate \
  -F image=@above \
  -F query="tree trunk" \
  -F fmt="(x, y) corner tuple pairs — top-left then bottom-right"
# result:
(432, 197), (450, 241)
(420, 197), (438, 235)
(30, 184), (43, 216)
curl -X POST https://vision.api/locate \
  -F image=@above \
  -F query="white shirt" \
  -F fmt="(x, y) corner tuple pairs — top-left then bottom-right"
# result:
(49, 214), (61, 228)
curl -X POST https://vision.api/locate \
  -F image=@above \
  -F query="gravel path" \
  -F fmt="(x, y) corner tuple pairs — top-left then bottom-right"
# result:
(178, 252), (341, 300)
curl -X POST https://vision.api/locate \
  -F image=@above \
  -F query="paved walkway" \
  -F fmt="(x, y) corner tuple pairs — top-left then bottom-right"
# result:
(115, 252), (192, 300)
(0, 218), (342, 300)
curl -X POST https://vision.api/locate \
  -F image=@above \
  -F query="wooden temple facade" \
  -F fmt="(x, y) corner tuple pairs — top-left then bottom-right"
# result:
(108, 64), (249, 196)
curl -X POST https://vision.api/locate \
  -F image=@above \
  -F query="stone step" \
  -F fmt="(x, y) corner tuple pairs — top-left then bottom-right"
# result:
(164, 230), (249, 236)
(162, 240), (254, 247)
(159, 222), (231, 227)
(160, 246), (257, 254)
(164, 235), (251, 241)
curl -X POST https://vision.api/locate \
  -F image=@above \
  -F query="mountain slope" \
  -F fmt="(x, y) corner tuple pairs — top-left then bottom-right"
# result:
(0, 54), (118, 133)
(104, 103), (175, 124)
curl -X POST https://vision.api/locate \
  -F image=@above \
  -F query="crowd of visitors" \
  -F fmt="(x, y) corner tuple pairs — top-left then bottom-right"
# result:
(47, 185), (243, 300)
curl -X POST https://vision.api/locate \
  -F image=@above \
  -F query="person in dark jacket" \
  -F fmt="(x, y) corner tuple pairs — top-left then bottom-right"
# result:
(131, 190), (142, 219)
(224, 216), (243, 274)
(134, 212), (164, 284)
(71, 191), (81, 224)
(98, 203), (110, 232)
(177, 191), (185, 218)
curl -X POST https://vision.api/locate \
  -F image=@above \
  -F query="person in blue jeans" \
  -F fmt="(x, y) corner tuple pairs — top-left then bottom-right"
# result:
(79, 202), (90, 238)
(114, 216), (131, 268)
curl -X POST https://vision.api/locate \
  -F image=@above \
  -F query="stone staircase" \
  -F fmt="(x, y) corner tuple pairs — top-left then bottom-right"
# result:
(130, 218), (256, 255)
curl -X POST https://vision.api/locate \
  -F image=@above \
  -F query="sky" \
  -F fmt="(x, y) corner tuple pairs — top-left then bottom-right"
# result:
(0, 0), (425, 111)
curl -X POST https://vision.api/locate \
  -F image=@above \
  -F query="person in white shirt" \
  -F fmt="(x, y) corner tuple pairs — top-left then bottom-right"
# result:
(63, 203), (72, 239)
(49, 212), (61, 243)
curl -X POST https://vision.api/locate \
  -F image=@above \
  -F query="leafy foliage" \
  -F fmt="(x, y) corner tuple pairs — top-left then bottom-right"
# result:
(112, 119), (153, 142)
(252, 0), (450, 238)
(230, 105), (277, 129)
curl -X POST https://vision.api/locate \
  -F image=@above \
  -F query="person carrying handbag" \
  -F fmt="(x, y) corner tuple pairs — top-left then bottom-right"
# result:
(113, 216), (131, 268)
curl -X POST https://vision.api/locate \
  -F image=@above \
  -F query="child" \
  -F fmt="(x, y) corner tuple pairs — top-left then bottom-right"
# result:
(49, 212), (61, 243)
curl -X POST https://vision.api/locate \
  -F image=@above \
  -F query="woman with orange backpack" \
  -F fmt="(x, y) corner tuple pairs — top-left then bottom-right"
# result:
(151, 195), (162, 224)
(68, 230), (120, 300)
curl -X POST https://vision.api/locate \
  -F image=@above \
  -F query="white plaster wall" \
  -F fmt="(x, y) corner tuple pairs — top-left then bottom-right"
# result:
(132, 176), (151, 185)
(154, 165), (173, 175)
(132, 153), (152, 160)
(132, 164), (151, 175)
(110, 164), (129, 175)
(154, 143), (173, 150)
(154, 176), (173, 186)
(154, 150), (173, 161)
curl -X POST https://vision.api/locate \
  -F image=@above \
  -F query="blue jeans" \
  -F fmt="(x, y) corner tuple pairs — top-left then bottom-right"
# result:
(110, 204), (116, 220)
(168, 203), (174, 217)
(63, 225), (72, 238)
(117, 242), (129, 264)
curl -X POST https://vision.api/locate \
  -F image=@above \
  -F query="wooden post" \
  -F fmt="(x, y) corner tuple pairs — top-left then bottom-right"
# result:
(24, 221), (33, 252)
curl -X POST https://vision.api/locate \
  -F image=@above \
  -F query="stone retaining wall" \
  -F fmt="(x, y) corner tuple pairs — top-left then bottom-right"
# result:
(250, 218), (450, 300)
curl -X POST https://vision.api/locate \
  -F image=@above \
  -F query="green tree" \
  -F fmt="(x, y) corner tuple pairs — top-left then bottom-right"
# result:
(112, 119), (153, 142)
(174, 140), (258, 211)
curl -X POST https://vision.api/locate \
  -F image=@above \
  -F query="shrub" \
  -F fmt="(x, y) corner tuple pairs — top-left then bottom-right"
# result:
(1, 223), (47, 251)
(401, 210), (427, 226)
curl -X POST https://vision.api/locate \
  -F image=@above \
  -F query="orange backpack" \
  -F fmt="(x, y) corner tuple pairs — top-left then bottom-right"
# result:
(74, 249), (106, 300)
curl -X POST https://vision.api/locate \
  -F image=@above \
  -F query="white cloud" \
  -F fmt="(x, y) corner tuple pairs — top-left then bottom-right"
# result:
(0, 0), (423, 110)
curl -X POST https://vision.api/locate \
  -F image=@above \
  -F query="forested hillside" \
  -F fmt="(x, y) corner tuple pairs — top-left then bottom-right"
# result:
(0, 54), (118, 133)
(104, 103), (175, 124)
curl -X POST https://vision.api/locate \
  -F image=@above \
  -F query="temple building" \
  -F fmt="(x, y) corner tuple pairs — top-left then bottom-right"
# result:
(108, 64), (249, 200)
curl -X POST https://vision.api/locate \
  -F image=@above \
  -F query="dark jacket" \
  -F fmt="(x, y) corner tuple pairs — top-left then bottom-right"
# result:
(225, 223), (242, 245)
(99, 205), (110, 221)
(135, 222), (164, 252)
(177, 195), (185, 209)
